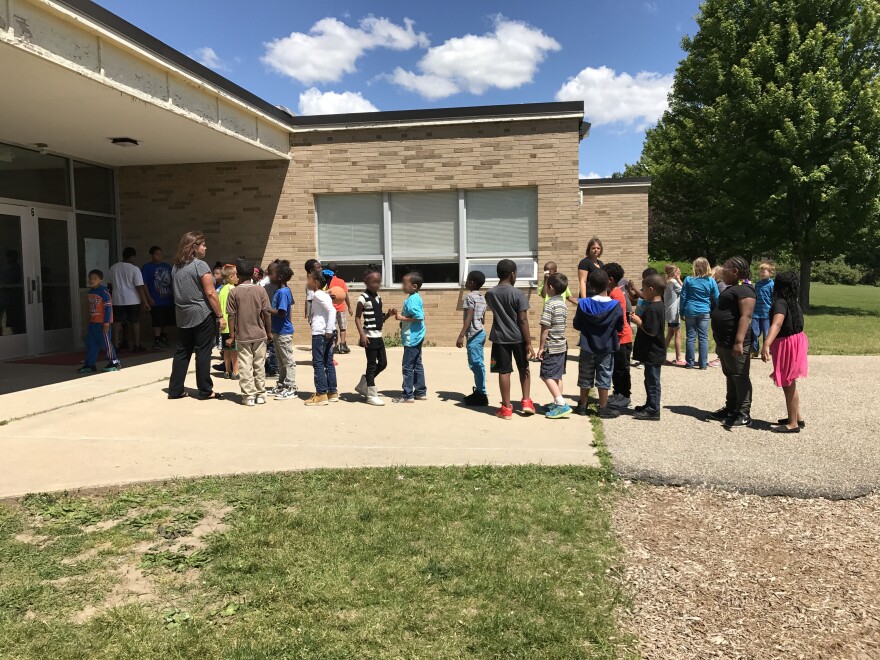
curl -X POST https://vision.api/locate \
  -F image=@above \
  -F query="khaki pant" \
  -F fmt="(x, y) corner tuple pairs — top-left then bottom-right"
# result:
(237, 340), (267, 399)
(275, 334), (297, 390)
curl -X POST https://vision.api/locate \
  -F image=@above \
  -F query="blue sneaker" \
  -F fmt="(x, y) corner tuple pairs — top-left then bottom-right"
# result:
(543, 402), (558, 414)
(546, 403), (572, 419)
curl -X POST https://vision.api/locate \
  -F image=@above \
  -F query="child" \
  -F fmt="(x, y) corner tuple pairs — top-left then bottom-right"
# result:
(629, 273), (666, 420)
(355, 266), (397, 406)
(268, 262), (297, 400)
(751, 261), (775, 358)
(485, 259), (535, 419)
(217, 264), (239, 380)
(761, 271), (808, 433)
(573, 269), (623, 419)
(626, 267), (659, 369)
(261, 262), (279, 378)
(538, 261), (578, 307)
(305, 269), (338, 406)
(456, 270), (489, 406)
(603, 263), (633, 409)
(226, 259), (272, 407)
(393, 272), (427, 403)
(325, 262), (352, 354)
(303, 259), (321, 324)
(663, 264), (685, 365)
(77, 269), (120, 373)
(680, 257), (720, 369)
(538, 273), (571, 419)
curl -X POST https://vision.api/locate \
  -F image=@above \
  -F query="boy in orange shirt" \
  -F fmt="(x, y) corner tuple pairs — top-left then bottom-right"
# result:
(78, 269), (120, 373)
(325, 262), (352, 353)
(603, 263), (633, 409)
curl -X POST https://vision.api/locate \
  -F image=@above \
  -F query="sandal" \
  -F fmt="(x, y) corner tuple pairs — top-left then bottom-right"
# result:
(167, 392), (189, 400)
(199, 392), (224, 401)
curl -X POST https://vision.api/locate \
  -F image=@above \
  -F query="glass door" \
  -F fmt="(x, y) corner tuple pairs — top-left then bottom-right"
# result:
(0, 206), (30, 360)
(32, 208), (77, 354)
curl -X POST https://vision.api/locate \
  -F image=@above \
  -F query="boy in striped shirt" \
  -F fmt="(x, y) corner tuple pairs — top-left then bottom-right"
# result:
(538, 273), (571, 418)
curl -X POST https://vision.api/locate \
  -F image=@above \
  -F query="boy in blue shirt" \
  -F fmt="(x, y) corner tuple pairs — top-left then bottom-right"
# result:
(78, 269), (120, 373)
(141, 246), (174, 350)
(393, 272), (426, 403)
(751, 261), (775, 357)
(268, 262), (296, 399)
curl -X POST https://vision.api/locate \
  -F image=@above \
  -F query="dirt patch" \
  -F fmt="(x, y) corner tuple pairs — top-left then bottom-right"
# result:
(614, 484), (880, 659)
(14, 533), (49, 546)
(72, 561), (158, 624)
(168, 504), (231, 552)
(61, 542), (113, 565)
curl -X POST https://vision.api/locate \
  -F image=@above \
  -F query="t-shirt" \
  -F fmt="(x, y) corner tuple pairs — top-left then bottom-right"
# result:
(172, 258), (212, 328)
(540, 295), (568, 354)
(226, 282), (270, 343)
(358, 291), (384, 339)
(711, 284), (756, 348)
(462, 291), (487, 339)
(486, 283), (530, 344)
(771, 299), (804, 337)
(141, 261), (173, 307)
(538, 281), (573, 304)
(329, 275), (348, 313)
(754, 279), (775, 319)
(108, 261), (143, 306)
(310, 289), (337, 335)
(87, 285), (113, 324)
(577, 258), (604, 274)
(272, 286), (294, 335)
(664, 280), (682, 324)
(633, 301), (666, 364)
(401, 292), (425, 347)
(609, 286), (633, 345)
(218, 284), (232, 329)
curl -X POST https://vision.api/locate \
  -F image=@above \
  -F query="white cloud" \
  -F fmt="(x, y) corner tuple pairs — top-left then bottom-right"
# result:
(556, 66), (673, 129)
(194, 47), (228, 71)
(580, 171), (603, 179)
(263, 16), (428, 84)
(390, 16), (560, 99)
(298, 88), (379, 115)
(643, 2), (659, 14)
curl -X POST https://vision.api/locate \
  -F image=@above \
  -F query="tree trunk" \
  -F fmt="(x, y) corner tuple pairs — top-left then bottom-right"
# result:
(799, 253), (811, 310)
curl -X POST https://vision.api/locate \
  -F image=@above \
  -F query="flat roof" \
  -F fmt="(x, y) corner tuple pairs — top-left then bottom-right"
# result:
(56, 0), (297, 128)
(579, 176), (652, 187)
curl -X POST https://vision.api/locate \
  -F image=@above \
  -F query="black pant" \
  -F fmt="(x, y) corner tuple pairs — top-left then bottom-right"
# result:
(716, 345), (752, 416)
(643, 362), (662, 414)
(365, 338), (387, 386)
(169, 313), (215, 397)
(612, 343), (632, 397)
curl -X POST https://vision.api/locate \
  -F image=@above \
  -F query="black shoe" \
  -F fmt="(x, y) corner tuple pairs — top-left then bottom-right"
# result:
(153, 340), (161, 351)
(160, 334), (169, 348)
(723, 414), (753, 429)
(707, 408), (731, 422)
(777, 418), (806, 429)
(463, 389), (489, 406)
(212, 363), (225, 372)
(573, 403), (589, 416)
(772, 425), (800, 434)
(633, 409), (661, 421)
(597, 406), (620, 419)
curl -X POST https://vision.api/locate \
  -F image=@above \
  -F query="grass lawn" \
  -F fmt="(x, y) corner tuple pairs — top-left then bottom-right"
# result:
(806, 283), (880, 355)
(0, 467), (630, 659)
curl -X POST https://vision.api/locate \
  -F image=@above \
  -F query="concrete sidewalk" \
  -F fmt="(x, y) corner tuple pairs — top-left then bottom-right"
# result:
(0, 347), (598, 497)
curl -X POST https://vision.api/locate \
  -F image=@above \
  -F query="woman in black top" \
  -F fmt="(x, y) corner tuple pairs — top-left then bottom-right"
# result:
(708, 256), (756, 428)
(761, 271), (809, 433)
(577, 237), (605, 297)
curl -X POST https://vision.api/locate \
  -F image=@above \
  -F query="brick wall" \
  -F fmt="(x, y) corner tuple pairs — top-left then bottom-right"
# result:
(116, 118), (649, 346)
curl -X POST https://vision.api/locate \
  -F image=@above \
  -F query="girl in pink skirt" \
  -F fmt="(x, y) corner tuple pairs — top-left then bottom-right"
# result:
(761, 272), (808, 433)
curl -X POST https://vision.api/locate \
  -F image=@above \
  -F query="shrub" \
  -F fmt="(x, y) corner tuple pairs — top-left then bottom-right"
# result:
(810, 257), (866, 286)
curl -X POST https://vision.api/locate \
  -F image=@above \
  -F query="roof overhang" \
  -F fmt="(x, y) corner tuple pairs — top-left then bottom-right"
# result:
(580, 177), (651, 192)
(0, 0), (292, 166)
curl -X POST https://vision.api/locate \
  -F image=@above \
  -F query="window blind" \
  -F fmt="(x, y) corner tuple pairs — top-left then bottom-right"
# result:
(390, 192), (458, 258)
(316, 193), (383, 257)
(465, 188), (537, 255)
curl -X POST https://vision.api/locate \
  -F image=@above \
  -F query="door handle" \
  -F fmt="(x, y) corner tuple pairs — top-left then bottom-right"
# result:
(27, 277), (34, 304)
(36, 275), (42, 303)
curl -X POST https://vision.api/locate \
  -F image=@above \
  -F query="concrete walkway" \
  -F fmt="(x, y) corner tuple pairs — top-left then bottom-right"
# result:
(0, 348), (598, 497)
(604, 355), (879, 499)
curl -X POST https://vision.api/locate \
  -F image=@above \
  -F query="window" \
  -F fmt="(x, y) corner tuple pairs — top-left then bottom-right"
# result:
(0, 142), (70, 206)
(74, 161), (116, 214)
(315, 187), (537, 287)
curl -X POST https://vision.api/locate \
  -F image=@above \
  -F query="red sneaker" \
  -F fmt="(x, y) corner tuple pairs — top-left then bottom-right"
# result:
(520, 398), (536, 415)
(495, 404), (513, 420)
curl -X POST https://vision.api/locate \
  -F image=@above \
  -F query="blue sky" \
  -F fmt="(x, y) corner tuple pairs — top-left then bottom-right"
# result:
(97, 0), (700, 177)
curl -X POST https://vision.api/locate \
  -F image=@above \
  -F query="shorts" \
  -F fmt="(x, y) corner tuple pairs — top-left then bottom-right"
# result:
(336, 310), (347, 331)
(150, 305), (175, 328)
(667, 321), (680, 329)
(114, 304), (140, 324)
(220, 332), (236, 352)
(577, 351), (614, 390)
(490, 342), (530, 375)
(540, 351), (567, 380)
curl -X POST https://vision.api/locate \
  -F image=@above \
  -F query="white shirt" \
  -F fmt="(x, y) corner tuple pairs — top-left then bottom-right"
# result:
(310, 289), (337, 335)
(108, 261), (144, 305)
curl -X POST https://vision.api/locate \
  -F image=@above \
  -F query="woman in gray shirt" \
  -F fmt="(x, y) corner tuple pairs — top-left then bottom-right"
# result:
(167, 231), (225, 400)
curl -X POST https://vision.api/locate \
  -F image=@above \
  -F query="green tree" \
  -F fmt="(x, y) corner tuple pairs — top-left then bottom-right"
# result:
(642, 0), (880, 305)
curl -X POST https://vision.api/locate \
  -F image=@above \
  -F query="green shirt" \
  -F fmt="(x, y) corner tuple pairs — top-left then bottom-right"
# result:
(218, 284), (232, 329)
(538, 281), (573, 304)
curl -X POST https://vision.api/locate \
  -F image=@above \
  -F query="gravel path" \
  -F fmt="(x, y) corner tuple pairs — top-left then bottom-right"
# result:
(614, 485), (880, 659)
(602, 355), (879, 499)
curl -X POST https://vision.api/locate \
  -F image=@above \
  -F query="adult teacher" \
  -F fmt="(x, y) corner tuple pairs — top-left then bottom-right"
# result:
(577, 237), (605, 297)
(167, 231), (225, 400)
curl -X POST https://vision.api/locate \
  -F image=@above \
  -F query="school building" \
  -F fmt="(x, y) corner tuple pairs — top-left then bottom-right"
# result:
(0, 0), (649, 359)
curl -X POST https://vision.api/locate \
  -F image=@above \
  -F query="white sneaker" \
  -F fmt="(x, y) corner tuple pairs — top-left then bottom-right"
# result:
(275, 388), (296, 400)
(355, 375), (368, 397)
(244, 396), (255, 407)
(255, 395), (267, 405)
(366, 386), (385, 406)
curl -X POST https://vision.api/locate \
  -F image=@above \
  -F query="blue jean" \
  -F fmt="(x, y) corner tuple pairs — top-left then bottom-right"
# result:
(685, 314), (710, 368)
(643, 362), (662, 414)
(311, 334), (336, 394)
(265, 339), (278, 374)
(751, 317), (770, 353)
(402, 341), (426, 399)
(466, 331), (487, 394)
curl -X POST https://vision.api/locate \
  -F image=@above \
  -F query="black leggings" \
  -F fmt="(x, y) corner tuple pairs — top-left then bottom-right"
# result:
(365, 339), (387, 386)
